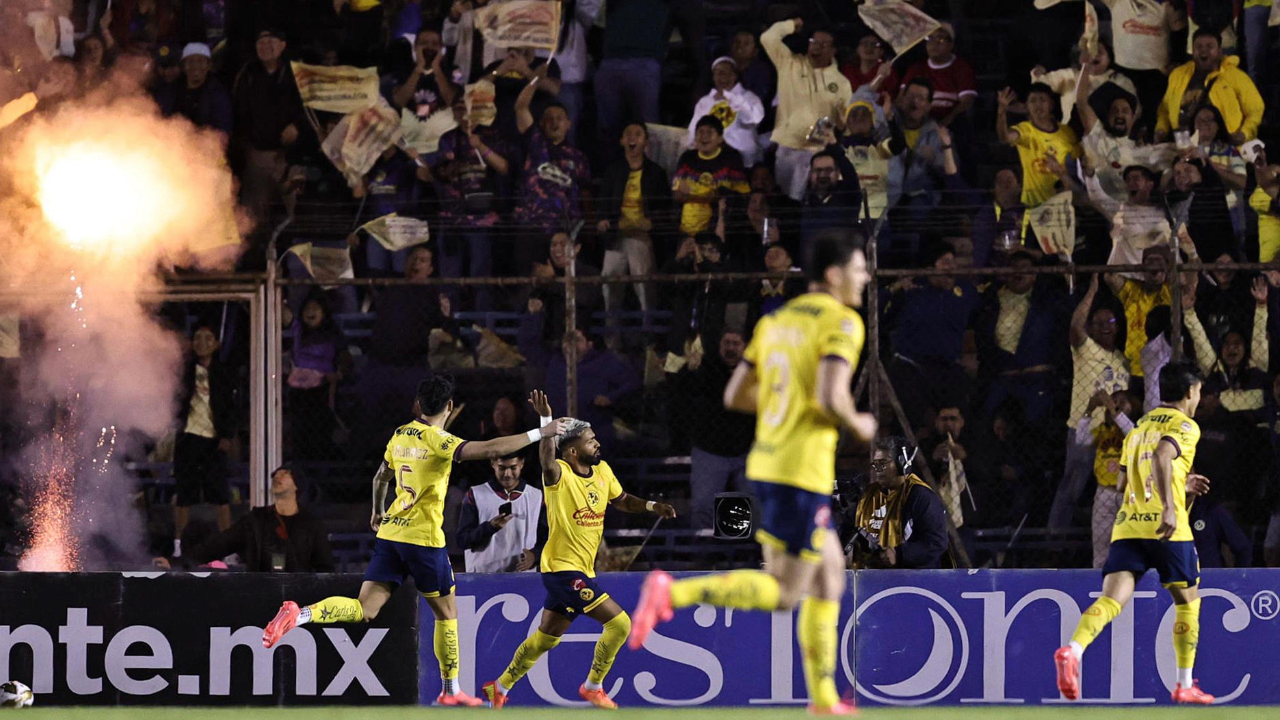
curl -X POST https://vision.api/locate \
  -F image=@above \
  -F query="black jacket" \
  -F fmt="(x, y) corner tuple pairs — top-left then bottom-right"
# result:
(186, 505), (334, 573)
(673, 354), (755, 457)
(176, 359), (237, 441)
(599, 157), (674, 243)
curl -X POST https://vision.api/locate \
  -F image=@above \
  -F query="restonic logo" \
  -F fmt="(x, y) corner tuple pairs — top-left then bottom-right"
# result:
(0, 608), (387, 697)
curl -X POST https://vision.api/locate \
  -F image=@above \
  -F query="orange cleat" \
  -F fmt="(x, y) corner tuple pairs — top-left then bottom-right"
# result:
(481, 681), (508, 709)
(628, 570), (673, 650)
(579, 684), (617, 709)
(1054, 647), (1081, 700)
(808, 701), (859, 716)
(263, 601), (300, 649)
(437, 691), (485, 707)
(1172, 682), (1214, 705)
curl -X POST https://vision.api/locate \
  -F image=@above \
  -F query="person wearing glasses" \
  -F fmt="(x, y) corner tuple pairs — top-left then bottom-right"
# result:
(846, 437), (951, 569)
(840, 33), (898, 100)
(898, 23), (976, 128)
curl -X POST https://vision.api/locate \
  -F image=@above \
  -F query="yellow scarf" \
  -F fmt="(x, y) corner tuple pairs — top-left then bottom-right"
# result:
(854, 474), (934, 549)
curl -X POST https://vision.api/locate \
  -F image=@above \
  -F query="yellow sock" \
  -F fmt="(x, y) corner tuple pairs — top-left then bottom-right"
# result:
(435, 618), (461, 688)
(798, 597), (841, 709)
(498, 630), (561, 690)
(1173, 599), (1201, 677)
(587, 612), (631, 686)
(670, 570), (780, 610)
(1070, 596), (1123, 651)
(305, 596), (364, 624)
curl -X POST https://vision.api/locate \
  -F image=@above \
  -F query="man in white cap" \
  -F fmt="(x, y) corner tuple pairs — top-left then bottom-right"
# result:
(687, 56), (765, 167)
(899, 22), (976, 128)
(155, 42), (232, 135)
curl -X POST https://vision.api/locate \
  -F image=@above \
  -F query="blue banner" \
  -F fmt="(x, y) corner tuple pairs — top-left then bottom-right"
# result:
(422, 569), (1280, 707)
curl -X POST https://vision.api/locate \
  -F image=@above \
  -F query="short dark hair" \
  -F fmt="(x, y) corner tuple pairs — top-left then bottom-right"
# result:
(620, 121), (649, 140)
(905, 77), (934, 100)
(1159, 360), (1203, 403)
(695, 115), (725, 135)
(804, 228), (865, 283)
(542, 101), (569, 117)
(1192, 28), (1222, 46)
(919, 239), (955, 267)
(1123, 165), (1159, 183)
(416, 374), (456, 416)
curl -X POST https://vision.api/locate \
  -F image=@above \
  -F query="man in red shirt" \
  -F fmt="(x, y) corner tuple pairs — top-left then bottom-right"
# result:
(899, 23), (976, 127)
(840, 32), (897, 98)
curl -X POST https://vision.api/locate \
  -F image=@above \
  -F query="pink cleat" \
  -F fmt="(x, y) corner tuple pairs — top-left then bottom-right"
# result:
(579, 684), (618, 709)
(808, 701), (859, 716)
(1054, 647), (1080, 700)
(263, 601), (300, 649)
(1171, 682), (1214, 705)
(437, 691), (485, 707)
(481, 681), (508, 709)
(628, 570), (673, 650)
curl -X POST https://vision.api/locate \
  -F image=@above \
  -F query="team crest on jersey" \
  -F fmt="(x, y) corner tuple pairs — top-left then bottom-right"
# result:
(580, 587), (595, 601)
(587, 490), (600, 507)
(827, 82), (838, 93)
(1181, 422), (1193, 432)
(1115, 511), (1127, 524)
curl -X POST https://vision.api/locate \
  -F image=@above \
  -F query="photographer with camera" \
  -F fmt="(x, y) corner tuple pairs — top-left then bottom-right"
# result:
(843, 437), (951, 569)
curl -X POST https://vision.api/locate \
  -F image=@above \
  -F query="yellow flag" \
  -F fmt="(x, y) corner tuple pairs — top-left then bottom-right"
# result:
(287, 243), (354, 284)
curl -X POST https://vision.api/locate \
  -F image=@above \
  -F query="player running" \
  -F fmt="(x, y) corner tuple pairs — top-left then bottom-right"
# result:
(262, 376), (566, 707)
(630, 228), (876, 716)
(1054, 360), (1214, 704)
(482, 392), (675, 710)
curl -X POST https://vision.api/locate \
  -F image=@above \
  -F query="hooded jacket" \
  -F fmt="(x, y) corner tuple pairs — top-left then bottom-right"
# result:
(760, 20), (852, 151)
(1156, 55), (1265, 141)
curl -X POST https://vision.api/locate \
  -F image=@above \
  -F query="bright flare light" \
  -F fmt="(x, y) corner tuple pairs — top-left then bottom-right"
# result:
(36, 144), (189, 256)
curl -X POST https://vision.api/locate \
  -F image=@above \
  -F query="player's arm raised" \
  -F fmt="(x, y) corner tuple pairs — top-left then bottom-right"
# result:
(370, 462), (395, 531)
(723, 361), (759, 413)
(1153, 438), (1180, 539)
(610, 492), (677, 518)
(456, 391), (566, 462)
(816, 357), (877, 441)
(531, 390), (563, 487)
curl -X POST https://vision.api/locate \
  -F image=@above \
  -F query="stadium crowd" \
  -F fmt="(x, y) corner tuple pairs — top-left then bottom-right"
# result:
(2, 0), (1280, 572)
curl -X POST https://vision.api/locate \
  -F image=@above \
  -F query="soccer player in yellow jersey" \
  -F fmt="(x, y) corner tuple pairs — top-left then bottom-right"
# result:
(262, 376), (567, 706)
(482, 393), (675, 710)
(631, 229), (876, 716)
(1055, 360), (1215, 705)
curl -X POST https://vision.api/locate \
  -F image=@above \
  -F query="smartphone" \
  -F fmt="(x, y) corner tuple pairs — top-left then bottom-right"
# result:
(499, 502), (513, 516)
(1241, 139), (1265, 165)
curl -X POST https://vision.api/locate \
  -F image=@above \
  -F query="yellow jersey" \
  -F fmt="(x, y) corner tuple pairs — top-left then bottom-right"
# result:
(1113, 407), (1199, 542)
(378, 420), (465, 547)
(1012, 121), (1081, 208)
(541, 459), (624, 577)
(744, 292), (864, 495)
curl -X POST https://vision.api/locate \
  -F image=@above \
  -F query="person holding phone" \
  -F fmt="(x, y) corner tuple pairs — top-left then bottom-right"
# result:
(457, 452), (547, 573)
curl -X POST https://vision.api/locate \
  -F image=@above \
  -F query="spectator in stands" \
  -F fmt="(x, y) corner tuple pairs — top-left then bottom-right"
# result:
(430, 95), (509, 310)
(286, 295), (351, 462)
(747, 242), (805, 328)
(969, 167), (1025, 268)
(528, 231), (603, 344)
(519, 327), (641, 452)
(1031, 40), (1139, 129)
(973, 250), (1064, 424)
(997, 83), (1081, 209)
(1086, 165), (1182, 268)
(672, 117), (749, 240)
(900, 23), (975, 128)
(150, 42), (182, 97)
(1196, 251), (1256, 347)
(457, 453), (547, 572)
(231, 28), (303, 229)
(1198, 280), (1270, 423)
(75, 30), (114, 91)
(662, 233), (739, 362)
(1074, 389), (1136, 568)
(1156, 29), (1265, 144)
(839, 87), (900, 223)
(847, 437), (950, 569)
(444, 0), (501, 86)
(674, 329), (755, 529)
(1241, 0), (1273, 93)
(1051, 274), (1130, 531)
(760, 17), (852, 200)
(389, 28), (455, 120)
(885, 78), (948, 263)
(1076, 63), (1175, 205)
(158, 467), (334, 572)
(1191, 492), (1253, 568)
(482, 47), (561, 143)
(356, 245), (458, 456)
(1165, 156), (1236, 260)
(841, 32), (897, 99)
(108, 0), (175, 53)
(687, 57), (765, 167)
(1253, 153), (1280, 262)
(1182, 104), (1249, 235)
(513, 75), (591, 276)
(1099, 0), (1185, 127)
(173, 325), (237, 558)
(918, 404), (976, 533)
(730, 29), (775, 112)
(883, 241), (980, 432)
(549, 0), (602, 142)
(155, 43), (231, 135)
(799, 144), (862, 249)
(1105, 246), (1173, 379)
(598, 123), (670, 336)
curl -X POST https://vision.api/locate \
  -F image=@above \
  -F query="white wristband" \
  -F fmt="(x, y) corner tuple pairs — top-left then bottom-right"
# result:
(526, 428), (542, 443)
(645, 500), (656, 512)
(540, 415), (553, 427)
